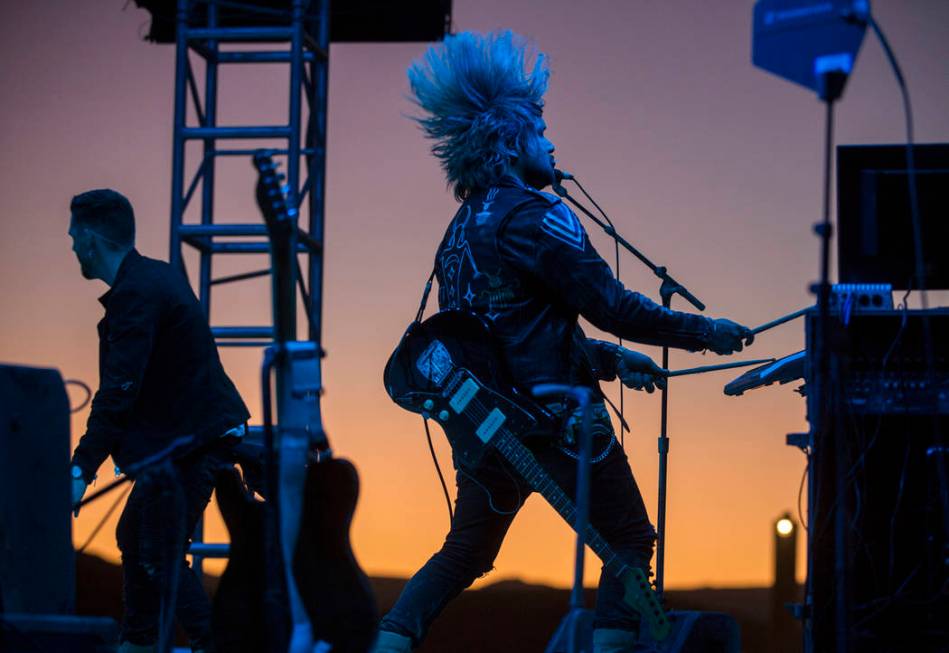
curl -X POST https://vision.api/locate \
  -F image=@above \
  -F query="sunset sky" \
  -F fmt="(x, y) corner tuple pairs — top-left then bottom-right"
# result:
(1, 1), (948, 591)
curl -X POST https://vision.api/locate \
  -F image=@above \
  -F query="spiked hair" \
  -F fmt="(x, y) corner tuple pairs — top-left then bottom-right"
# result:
(407, 31), (550, 200)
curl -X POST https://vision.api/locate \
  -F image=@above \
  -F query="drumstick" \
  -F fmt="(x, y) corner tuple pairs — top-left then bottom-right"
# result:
(665, 358), (776, 377)
(750, 307), (811, 335)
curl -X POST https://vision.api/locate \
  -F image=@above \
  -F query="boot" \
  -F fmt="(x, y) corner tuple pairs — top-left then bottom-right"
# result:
(117, 642), (157, 653)
(593, 628), (657, 653)
(371, 630), (413, 653)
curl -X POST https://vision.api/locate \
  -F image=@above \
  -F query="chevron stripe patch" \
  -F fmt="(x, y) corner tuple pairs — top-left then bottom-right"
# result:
(541, 204), (585, 251)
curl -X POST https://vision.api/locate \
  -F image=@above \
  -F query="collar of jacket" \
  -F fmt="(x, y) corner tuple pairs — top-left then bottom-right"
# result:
(97, 248), (140, 308)
(495, 174), (528, 191)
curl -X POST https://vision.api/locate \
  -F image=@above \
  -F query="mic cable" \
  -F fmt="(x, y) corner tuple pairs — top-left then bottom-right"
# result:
(554, 169), (628, 447)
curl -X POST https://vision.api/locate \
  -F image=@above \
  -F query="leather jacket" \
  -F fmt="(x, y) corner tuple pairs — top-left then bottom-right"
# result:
(434, 177), (713, 397)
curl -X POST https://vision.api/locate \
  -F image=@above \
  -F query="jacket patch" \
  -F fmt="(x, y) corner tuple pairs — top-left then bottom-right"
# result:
(440, 206), (480, 308)
(475, 187), (500, 225)
(541, 204), (584, 251)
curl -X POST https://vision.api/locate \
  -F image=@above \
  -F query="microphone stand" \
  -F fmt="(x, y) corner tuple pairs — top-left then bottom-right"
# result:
(534, 384), (595, 653)
(554, 181), (706, 596)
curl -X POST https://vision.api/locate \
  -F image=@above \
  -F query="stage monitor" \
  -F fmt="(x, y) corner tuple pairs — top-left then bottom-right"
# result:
(837, 143), (949, 290)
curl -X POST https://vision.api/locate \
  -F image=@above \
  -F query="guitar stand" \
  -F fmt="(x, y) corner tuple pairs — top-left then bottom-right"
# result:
(534, 384), (596, 653)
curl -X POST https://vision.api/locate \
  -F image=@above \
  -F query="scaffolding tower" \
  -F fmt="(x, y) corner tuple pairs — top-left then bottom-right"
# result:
(145, 0), (451, 575)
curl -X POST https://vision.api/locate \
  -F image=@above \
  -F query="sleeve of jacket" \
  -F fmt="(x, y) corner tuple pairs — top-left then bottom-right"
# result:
(585, 338), (621, 381)
(71, 286), (160, 483)
(498, 196), (713, 350)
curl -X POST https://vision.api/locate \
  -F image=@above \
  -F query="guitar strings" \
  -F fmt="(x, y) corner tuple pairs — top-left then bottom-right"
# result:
(457, 397), (569, 516)
(459, 396), (645, 589)
(446, 384), (665, 629)
(458, 395), (612, 546)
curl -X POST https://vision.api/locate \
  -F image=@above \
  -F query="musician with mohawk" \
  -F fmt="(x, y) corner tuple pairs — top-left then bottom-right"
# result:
(374, 31), (752, 652)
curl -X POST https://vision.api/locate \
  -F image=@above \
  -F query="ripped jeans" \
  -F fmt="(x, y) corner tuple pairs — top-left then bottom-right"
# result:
(115, 443), (233, 649)
(379, 432), (657, 646)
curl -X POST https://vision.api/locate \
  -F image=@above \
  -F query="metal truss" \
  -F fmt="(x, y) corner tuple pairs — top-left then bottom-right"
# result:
(167, 0), (329, 576)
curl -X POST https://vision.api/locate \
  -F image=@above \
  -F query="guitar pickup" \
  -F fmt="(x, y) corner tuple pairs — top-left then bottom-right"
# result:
(475, 408), (507, 443)
(449, 378), (480, 413)
(443, 369), (475, 402)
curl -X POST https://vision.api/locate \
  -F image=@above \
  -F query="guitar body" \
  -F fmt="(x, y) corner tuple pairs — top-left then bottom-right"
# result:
(295, 458), (378, 652)
(384, 310), (542, 468)
(212, 466), (271, 653)
(212, 461), (377, 652)
(384, 309), (671, 641)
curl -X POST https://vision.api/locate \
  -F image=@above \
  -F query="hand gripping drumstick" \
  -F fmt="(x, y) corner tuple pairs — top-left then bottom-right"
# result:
(750, 307), (811, 336)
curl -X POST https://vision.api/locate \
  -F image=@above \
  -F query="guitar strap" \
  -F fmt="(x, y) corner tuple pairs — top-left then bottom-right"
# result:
(415, 267), (437, 323)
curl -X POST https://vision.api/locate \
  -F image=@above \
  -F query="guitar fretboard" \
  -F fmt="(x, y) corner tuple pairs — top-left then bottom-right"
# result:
(492, 428), (627, 577)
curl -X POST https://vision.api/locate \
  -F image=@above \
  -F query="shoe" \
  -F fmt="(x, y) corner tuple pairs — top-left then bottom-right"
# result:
(593, 628), (659, 653)
(117, 642), (157, 653)
(371, 630), (413, 652)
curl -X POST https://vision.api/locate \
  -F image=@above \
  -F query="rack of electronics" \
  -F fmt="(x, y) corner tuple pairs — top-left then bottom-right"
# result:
(750, 2), (948, 650)
(803, 142), (948, 652)
(727, 140), (949, 651)
(727, 145), (949, 651)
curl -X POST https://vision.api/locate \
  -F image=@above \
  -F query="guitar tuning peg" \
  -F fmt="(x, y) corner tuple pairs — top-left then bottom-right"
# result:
(280, 183), (291, 196)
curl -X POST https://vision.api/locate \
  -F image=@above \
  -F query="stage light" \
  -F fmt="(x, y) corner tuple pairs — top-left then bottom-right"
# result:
(776, 517), (794, 537)
(771, 512), (798, 648)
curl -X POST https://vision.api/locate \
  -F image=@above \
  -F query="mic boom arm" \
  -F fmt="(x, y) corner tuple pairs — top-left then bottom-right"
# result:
(553, 172), (706, 312)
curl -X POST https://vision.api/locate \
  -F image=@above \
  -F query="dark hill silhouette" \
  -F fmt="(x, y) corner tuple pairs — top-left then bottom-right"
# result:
(77, 552), (795, 651)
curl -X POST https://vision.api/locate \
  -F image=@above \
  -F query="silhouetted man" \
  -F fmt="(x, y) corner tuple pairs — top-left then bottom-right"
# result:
(68, 189), (249, 653)
(373, 32), (754, 653)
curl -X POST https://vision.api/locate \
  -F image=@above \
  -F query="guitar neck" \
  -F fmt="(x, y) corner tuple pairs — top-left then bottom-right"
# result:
(492, 430), (626, 577)
(270, 241), (295, 343)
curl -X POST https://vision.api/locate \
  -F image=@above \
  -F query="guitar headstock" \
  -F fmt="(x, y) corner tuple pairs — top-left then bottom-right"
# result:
(252, 151), (297, 235)
(620, 566), (671, 641)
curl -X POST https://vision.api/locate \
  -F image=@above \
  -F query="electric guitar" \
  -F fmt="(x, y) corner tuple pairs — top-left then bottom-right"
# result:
(384, 309), (671, 641)
(211, 152), (376, 652)
(212, 461), (377, 653)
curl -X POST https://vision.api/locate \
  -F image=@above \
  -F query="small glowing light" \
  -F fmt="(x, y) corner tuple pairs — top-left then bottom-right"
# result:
(776, 518), (794, 536)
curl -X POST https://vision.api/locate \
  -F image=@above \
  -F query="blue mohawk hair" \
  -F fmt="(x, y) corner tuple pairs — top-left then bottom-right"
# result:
(407, 30), (550, 200)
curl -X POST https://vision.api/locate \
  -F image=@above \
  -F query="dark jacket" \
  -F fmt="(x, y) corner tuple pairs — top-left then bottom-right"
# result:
(434, 177), (713, 395)
(71, 250), (249, 483)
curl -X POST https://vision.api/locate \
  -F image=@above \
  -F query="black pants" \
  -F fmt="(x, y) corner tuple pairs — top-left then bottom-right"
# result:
(115, 444), (232, 649)
(379, 433), (657, 645)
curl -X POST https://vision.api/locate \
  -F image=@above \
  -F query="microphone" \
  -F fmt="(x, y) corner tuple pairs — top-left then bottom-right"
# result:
(552, 168), (573, 197)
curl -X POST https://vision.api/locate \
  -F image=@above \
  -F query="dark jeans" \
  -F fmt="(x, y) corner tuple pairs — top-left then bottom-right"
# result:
(379, 433), (657, 646)
(116, 444), (233, 649)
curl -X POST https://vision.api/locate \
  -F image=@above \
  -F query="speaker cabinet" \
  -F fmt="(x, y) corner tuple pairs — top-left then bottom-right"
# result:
(0, 364), (74, 614)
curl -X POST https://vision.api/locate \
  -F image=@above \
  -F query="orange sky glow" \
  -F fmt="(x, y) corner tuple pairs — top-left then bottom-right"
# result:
(1, 1), (948, 591)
